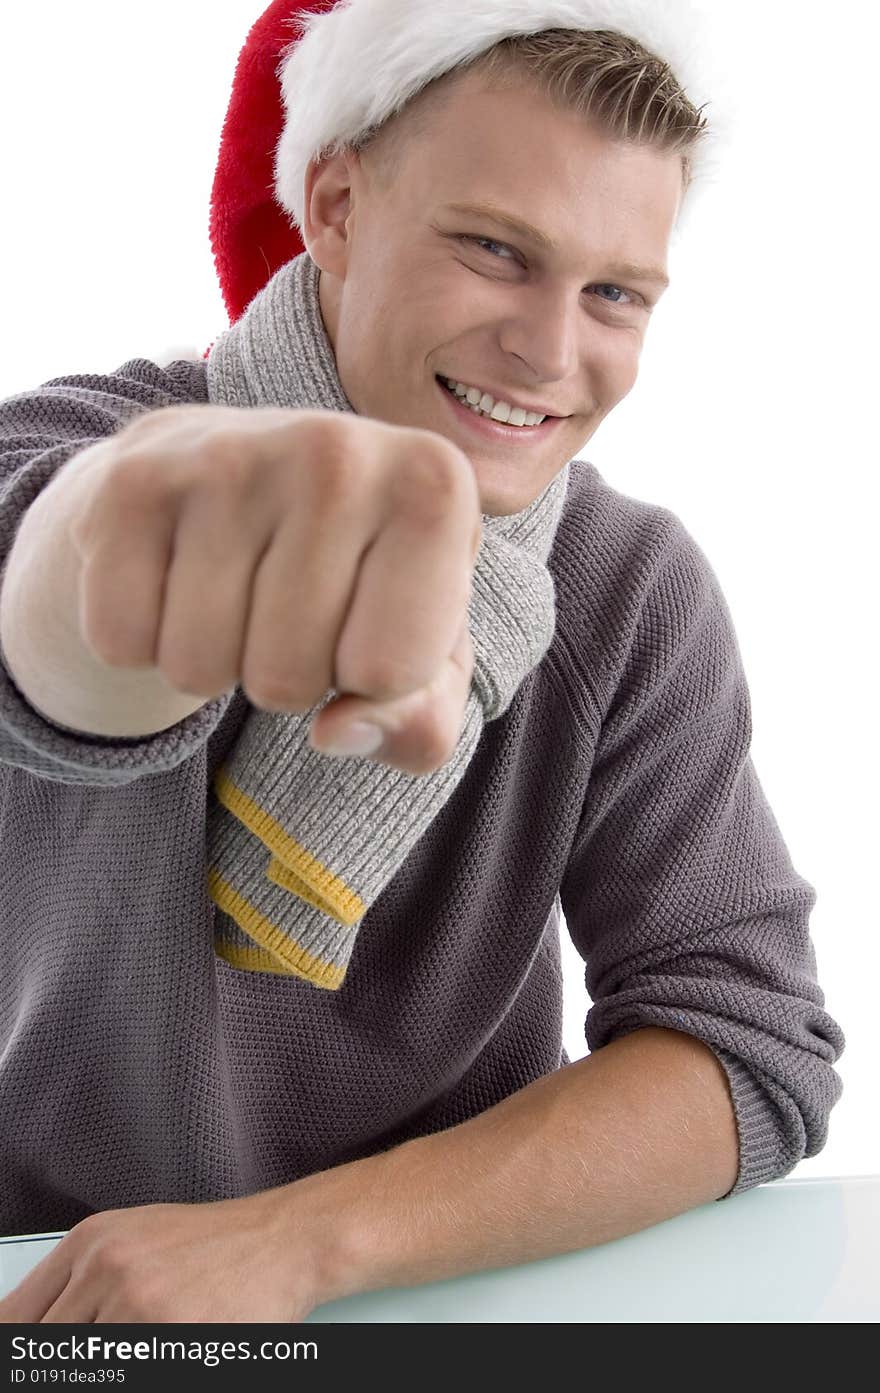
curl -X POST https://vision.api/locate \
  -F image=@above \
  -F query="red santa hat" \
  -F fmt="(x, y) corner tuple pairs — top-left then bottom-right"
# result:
(209, 0), (727, 327)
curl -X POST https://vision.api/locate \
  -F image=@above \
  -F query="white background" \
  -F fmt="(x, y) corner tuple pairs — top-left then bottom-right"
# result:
(1, 2), (877, 1182)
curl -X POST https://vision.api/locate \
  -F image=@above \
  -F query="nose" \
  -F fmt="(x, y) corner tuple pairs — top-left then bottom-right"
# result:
(498, 283), (581, 384)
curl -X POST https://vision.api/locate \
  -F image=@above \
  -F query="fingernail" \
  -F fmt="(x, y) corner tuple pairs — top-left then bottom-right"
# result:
(316, 721), (384, 758)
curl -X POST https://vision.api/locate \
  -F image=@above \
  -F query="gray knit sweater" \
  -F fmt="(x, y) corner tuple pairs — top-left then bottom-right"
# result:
(0, 357), (845, 1235)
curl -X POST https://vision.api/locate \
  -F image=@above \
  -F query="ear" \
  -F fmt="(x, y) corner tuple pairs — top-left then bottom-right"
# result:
(302, 149), (361, 277)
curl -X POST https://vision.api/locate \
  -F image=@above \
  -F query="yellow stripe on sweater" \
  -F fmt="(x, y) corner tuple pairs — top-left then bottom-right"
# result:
(213, 766), (366, 927)
(207, 867), (346, 990)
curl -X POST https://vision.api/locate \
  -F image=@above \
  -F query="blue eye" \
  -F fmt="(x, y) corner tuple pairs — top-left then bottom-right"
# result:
(458, 237), (643, 309)
(593, 283), (632, 305)
(466, 236), (516, 259)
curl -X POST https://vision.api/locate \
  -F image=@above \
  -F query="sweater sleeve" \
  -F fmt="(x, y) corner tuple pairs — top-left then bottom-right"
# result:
(0, 358), (236, 786)
(558, 512), (845, 1198)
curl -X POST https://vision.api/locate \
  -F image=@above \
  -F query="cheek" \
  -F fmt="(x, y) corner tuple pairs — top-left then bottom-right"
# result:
(597, 338), (642, 405)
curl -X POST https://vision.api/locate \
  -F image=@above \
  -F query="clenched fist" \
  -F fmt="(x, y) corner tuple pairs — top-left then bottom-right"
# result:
(54, 404), (483, 773)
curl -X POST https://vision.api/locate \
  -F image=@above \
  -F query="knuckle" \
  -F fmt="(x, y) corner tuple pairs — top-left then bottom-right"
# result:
(420, 440), (463, 488)
(393, 454), (463, 525)
(188, 430), (254, 494)
(300, 429), (366, 511)
(70, 1212), (100, 1237)
(215, 424), (265, 476)
(309, 418), (357, 474)
(95, 451), (158, 515)
(115, 428), (174, 482)
(67, 454), (155, 556)
(113, 413), (162, 454)
(94, 1238), (136, 1280)
(429, 436), (480, 508)
(65, 1214), (101, 1250)
(389, 445), (473, 532)
(114, 1282), (158, 1320)
(101, 410), (240, 513)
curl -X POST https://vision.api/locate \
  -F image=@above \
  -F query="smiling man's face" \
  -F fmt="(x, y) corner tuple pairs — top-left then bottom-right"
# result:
(305, 66), (684, 515)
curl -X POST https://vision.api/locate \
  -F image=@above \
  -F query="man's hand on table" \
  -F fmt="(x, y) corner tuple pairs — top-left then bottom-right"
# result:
(0, 1186), (331, 1323)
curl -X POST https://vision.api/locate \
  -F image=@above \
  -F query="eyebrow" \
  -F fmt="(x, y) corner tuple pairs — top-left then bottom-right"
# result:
(443, 200), (671, 291)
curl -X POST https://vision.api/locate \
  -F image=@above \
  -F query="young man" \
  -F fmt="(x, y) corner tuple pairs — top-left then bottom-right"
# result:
(0, 0), (844, 1323)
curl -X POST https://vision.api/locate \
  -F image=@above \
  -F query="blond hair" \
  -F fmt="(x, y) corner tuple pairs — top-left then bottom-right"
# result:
(357, 28), (710, 198)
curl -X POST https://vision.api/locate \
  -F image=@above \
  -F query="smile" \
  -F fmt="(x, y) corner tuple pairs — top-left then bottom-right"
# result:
(439, 377), (547, 428)
(435, 376), (563, 447)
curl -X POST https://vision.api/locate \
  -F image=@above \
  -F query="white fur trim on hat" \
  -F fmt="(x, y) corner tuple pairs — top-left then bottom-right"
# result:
(274, 0), (733, 239)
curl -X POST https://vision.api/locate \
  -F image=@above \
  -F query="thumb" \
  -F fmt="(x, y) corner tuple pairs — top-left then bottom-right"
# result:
(308, 622), (474, 776)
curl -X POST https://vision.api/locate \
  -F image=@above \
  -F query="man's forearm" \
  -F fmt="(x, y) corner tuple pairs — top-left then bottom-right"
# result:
(287, 1025), (741, 1305)
(0, 445), (208, 738)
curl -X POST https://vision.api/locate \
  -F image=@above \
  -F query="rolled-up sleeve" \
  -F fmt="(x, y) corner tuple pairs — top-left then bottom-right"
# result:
(559, 515), (845, 1197)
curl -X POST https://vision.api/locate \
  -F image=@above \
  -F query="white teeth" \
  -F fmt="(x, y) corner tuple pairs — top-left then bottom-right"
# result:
(443, 378), (546, 427)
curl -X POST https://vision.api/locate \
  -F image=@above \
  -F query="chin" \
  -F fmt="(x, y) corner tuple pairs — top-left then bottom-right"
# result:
(478, 461), (563, 515)
(475, 479), (538, 518)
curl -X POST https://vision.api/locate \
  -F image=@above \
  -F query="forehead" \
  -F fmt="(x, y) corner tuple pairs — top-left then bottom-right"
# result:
(378, 71), (683, 256)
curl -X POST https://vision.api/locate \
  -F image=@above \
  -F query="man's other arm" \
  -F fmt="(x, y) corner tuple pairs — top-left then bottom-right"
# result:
(294, 1025), (739, 1303)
